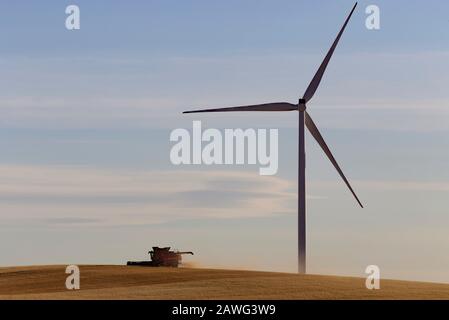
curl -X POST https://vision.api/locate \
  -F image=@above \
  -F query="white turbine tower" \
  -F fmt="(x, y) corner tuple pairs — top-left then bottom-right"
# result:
(184, 2), (363, 274)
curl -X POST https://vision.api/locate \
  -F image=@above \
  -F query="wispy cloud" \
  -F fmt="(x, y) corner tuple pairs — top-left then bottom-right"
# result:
(0, 165), (296, 226)
(2, 164), (446, 228)
(2, 50), (449, 131)
(310, 180), (449, 192)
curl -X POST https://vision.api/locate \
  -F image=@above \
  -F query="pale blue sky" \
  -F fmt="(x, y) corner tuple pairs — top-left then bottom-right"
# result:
(0, 1), (449, 283)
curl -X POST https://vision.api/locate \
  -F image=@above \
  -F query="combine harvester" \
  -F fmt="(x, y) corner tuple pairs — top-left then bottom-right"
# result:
(127, 247), (194, 267)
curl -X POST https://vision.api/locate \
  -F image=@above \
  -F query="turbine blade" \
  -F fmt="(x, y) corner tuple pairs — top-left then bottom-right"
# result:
(183, 102), (297, 114)
(302, 2), (357, 102)
(305, 111), (363, 208)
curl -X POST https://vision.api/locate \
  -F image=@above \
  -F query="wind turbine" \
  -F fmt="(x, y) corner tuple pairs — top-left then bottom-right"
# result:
(183, 2), (363, 274)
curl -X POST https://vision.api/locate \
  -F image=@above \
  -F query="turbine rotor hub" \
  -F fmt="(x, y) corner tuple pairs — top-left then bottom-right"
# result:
(298, 99), (306, 111)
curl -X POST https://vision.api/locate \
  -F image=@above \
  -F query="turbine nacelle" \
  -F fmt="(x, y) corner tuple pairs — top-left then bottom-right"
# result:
(298, 99), (306, 111)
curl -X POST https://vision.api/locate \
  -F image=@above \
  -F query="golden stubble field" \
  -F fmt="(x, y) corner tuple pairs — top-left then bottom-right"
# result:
(0, 265), (448, 299)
